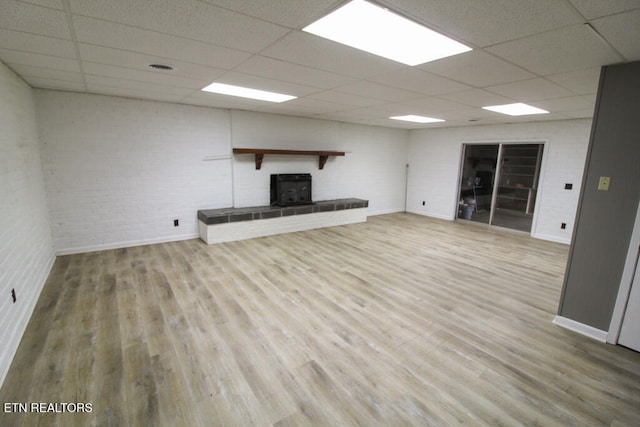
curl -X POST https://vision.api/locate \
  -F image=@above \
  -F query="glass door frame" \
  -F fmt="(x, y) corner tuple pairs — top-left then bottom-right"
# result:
(456, 141), (546, 234)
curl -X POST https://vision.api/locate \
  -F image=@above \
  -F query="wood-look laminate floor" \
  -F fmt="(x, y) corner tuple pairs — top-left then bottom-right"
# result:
(462, 209), (534, 233)
(1, 213), (639, 426)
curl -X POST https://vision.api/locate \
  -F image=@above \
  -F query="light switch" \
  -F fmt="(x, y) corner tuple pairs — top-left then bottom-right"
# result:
(598, 176), (611, 191)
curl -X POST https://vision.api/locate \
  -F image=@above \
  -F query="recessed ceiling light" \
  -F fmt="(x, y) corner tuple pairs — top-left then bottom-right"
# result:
(482, 103), (549, 116)
(149, 64), (173, 71)
(303, 0), (471, 66)
(201, 82), (297, 103)
(390, 115), (445, 123)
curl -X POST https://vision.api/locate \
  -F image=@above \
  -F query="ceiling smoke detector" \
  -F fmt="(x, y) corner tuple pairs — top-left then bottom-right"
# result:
(149, 64), (174, 71)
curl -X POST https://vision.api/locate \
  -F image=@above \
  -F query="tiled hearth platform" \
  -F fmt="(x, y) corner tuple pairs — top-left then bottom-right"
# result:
(197, 198), (368, 244)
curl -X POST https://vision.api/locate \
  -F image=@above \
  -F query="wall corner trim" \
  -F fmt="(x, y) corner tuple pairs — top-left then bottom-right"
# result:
(553, 315), (608, 343)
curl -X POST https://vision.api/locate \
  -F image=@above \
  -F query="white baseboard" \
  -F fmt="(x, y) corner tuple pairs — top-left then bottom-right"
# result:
(368, 208), (404, 216)
(531, 232), (571, 245)
(553, 316), (608, 343)
(405, 209), (453, 221)
(55, 233), (199, 256)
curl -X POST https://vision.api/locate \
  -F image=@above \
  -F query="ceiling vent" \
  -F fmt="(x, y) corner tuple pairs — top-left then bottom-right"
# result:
(148, 64), (173, 71)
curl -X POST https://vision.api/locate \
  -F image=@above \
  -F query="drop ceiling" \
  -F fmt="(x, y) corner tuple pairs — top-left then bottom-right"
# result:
(1, 0), (639, 129)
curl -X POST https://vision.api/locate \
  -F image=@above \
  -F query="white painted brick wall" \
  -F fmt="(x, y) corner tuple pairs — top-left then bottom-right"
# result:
(231, 111), (409, 214)
(407, 120), (592, 243)
(36, 91), (233, 254)
(0, 62), (55, 387)
(37, 93), (409, 255)
(406, 132), (462, 220)
(534, 138), (589, 243)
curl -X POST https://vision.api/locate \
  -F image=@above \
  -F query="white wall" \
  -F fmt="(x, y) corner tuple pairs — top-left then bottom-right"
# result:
(0, 62), (55, 386)
(33, 89), (589, 254)
(407, 119), (592, 243)
(36, 91), (233, 254)
(37, 92), (409, 254)
(231, 111), (409, 214)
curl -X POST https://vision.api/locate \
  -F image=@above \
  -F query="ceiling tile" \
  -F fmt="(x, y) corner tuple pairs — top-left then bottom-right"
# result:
(10, 64), (84, 84)
(334, 81), (425, 103)
(1, 0), (635, 128)
(390, 0), (584, 47)
(86, 84), (186, 103)
(19, 0), (64, 9)
(402, 97), (471, 114)
(591, 9), (640, 61)
(420, 50), (536, 87)
(530, 96), (594, 112)
(181, 91), (273, 110)
(85, 75), (197, 96)
(68, 0), (290, 52)
(545, 67), (602, 95)
(254, 97), (346, 117)
(0, 48), (80, 72)
(335, 103), (450, 126)
(0, 29), (76, 58)
(210, 71), (322, 97)
(260, 31), (405, 79)
(436, 89), (515, 107)
(198, 0), (338, 29)
(502, 112), (573, 122)
(567, 0), (640, 20)
(307, 90), (388, 108)
(366, 118), (418, 129)
(315, 108), (440, 129)
(347, 103), (415, 117)
(313, 110), (393, 125)
(449, 107), (508, 122)
(0, 1), (70, 38)
(82, 62), (208, 89)
(77, 44), (227, 82)
(434, 115), (482, 127)
(487, 24), (624, 75)
(234, 55), (357, 90)
(486, 78), (575, 101)
(368, 68), (471, 96)
(561, 108), (596, 119)
(26, 77), (85, 91)
(72, 16), (251, 69)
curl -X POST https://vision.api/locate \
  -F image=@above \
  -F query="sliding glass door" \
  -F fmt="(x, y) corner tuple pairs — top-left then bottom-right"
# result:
(457, 144), (499, 225)
(458, 143), (543, 233)
(493, 144), (543, 232)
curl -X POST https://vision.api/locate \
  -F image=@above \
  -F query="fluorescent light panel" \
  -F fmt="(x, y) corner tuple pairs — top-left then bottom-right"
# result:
(303, 0), (471, 66)
(390, 115), (444, 123)
(201, 82), (297, 103)
(482, 103), (549, 116)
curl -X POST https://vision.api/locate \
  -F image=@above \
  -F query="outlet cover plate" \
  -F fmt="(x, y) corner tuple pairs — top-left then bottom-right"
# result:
(598, 176), (610, 191)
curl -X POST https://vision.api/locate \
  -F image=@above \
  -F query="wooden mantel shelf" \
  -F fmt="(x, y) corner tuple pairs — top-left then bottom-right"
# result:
(233, 148), (346, 170)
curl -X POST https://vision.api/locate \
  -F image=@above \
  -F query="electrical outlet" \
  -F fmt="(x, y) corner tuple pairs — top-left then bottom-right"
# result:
(422, 201), (426, 206)
(174, 219), (179, 227)
(598, 176), (611, 191)
(11, 288), (16, 303)
(561, 223), (567, 229)
(565, 183), (573, 190)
